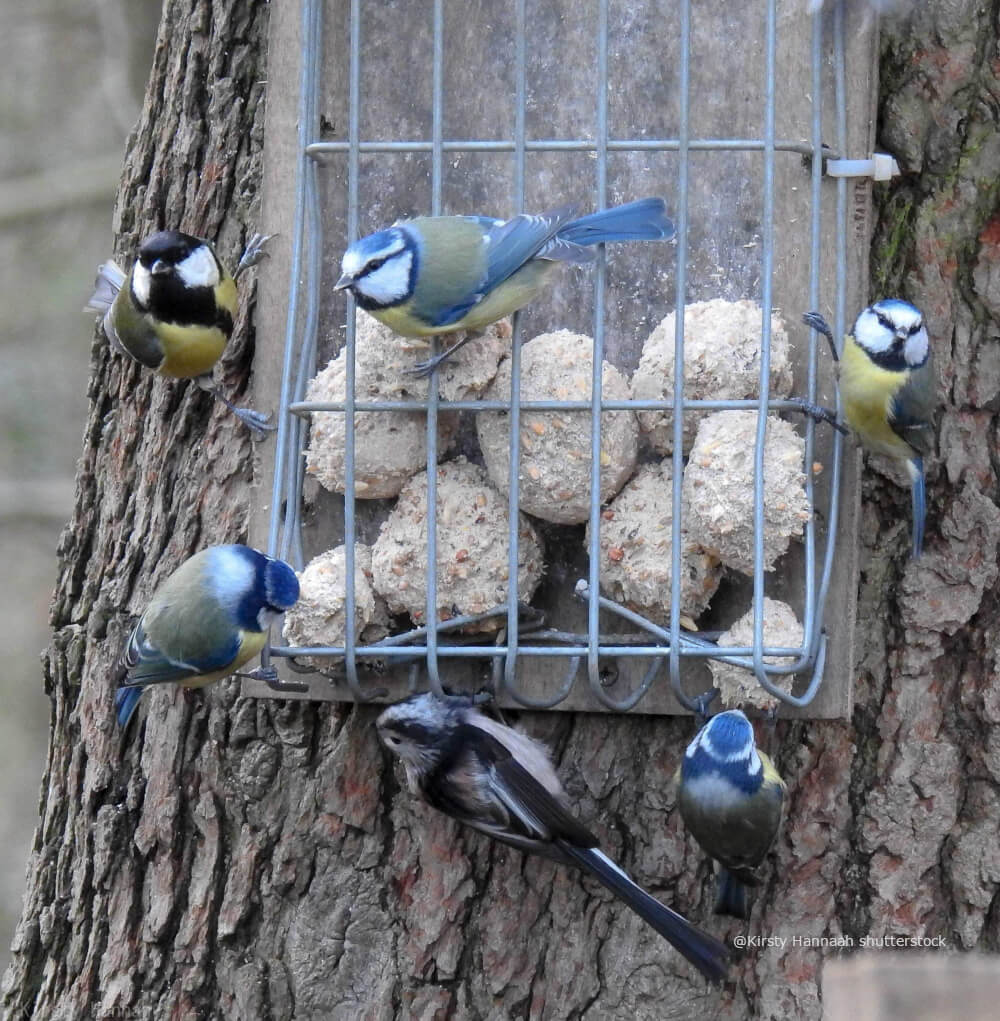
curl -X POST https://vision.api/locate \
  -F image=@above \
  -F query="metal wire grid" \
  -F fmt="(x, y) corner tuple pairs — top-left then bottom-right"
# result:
(261, 0), (853, 713)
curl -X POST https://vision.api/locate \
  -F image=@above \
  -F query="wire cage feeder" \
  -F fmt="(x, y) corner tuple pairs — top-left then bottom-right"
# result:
(246, 0), (878, 718)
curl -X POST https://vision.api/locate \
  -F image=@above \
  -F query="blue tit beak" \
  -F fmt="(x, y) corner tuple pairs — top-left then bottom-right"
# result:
(150, 259), (172, 276)
(334, 273), (352, 290)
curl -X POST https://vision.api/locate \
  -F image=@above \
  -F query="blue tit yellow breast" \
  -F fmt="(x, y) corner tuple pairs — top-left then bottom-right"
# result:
(840, 335), (916, 463)
(373, 259), (558, 337)
(180, 629), (268, 688)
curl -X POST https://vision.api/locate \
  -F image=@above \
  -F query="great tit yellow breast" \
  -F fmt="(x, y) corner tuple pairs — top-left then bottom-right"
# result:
(154, 322), (229, 379)
(840, 334), (916, 462)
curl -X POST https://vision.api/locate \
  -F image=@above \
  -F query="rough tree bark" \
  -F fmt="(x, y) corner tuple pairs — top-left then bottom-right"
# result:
(3, 1), (999, 1019)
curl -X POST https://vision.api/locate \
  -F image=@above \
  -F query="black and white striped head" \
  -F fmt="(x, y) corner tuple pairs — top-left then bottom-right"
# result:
(376, 693), (466, 773)
(130, 230), (228, 327)
(853, 299), (929, 372)
(334, 227), (417, 310)
(681, 710), (762, 795)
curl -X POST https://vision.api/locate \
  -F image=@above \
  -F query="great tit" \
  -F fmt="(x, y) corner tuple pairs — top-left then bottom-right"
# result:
(677, 710), (786, 920)
(114, 544), (299, 727)
(335, 198), (674, 375)
(804, 299), (935, 557)
(86, 230), (275, 437)
(377, 693), (730, 983)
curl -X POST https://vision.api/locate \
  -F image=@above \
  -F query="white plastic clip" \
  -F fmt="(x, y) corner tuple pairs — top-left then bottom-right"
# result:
(825, 153), (900, 181)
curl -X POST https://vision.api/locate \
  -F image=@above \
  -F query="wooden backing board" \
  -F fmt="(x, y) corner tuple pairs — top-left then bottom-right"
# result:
(246, 0), (877, 718)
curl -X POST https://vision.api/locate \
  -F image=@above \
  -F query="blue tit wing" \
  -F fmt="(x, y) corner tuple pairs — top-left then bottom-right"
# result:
(889, 358), (936, 457)
(888, 358), (933, 557)
(117, 615), (241, 688)
(479, 205), (580, 289)
(423, 205), (583, 329)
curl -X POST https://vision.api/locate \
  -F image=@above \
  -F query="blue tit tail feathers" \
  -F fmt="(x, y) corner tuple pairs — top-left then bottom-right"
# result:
(555, 198), (675, 249)
(908, 455), (925, 558)
(714, 869), (751, 920)
(85, 260), (126, 314)
(560, 843), (729, 984)
(115, 685), (146, 728)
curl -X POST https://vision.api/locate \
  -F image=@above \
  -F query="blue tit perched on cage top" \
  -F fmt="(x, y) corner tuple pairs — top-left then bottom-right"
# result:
(804, 299), (935, 558)
(677, 710), (786, 920)
(377, 693), (730, 983)
(335, 198), (674, 375)
(114, 544), (299, 728)
(86, 230), (274, 436)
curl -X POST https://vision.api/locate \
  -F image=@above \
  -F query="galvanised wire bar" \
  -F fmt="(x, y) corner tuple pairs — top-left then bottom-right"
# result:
(668, 0), (695, 711)
(500, 0), (529, 703)
(261, 0), (849, 712)
(305, 139), (833, 156)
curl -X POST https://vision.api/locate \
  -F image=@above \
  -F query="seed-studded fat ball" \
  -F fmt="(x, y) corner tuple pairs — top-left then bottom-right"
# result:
(281, 545), (391, 671)
(709, 597), (803, 709)
(585, 460), (722, 626)
(371, 457), (544, 629)
(683, 411), (809, 574)
(477, 330), (639, 524)
(305, 312), (508, 499)
(631, 299), (794, 454)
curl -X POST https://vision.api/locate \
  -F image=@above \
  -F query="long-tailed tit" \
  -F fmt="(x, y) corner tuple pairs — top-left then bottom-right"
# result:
(376, 693), (730, 984)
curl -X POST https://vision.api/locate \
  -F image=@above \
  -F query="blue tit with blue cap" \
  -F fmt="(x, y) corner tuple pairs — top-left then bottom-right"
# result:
(114, 544), (300, 727)
(334, 198), (674, 375)
(677, 709), (786, 920)
(804, 299), (935, 558)
(86, 230), (275, 437)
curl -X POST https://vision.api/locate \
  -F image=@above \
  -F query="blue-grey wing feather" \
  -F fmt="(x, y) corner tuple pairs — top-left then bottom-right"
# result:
(479, 204), (580, 297)
(118, 616), (240, 687)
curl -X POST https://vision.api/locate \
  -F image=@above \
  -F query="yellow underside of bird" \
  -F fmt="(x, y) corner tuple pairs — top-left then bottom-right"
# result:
(372, 259), (558, 337)
(153, 321), (230, 378)
(840, 336), (915, 464)
(179, 629), (269, 689)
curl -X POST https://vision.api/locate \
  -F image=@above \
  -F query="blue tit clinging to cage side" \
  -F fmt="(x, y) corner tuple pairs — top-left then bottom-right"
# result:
(377, 693), (730, 983)
(334, 198), (674, 375)
(114, 544), (299, 728)
(86, 230), (275, 437)
(804, 299), (935, 558)
(677, 710), (786, 920)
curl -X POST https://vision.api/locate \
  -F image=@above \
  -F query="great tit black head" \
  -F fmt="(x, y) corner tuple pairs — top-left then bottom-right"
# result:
(130, 230), (229, 330)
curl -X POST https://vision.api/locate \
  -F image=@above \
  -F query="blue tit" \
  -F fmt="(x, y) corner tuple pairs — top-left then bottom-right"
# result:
(114, 544), (299, 727)
(377, 693), (730, 984)
(86, 230), (275, 437)
(804, 299), (935, 557)
(335, 198), (674, 375)
(677, 710), (786, 920)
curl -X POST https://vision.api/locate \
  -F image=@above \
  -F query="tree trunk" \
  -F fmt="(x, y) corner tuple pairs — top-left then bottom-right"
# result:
(4, 2), (999, 1019)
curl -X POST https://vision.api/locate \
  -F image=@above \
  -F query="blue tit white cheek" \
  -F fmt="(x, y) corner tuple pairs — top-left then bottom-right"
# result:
(176, 245), (221, 288)
(355, 250), (413, 305)
(132, 262), (152, 308)
(905, 327), (929, 367)
(853, 309), (896, 355)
